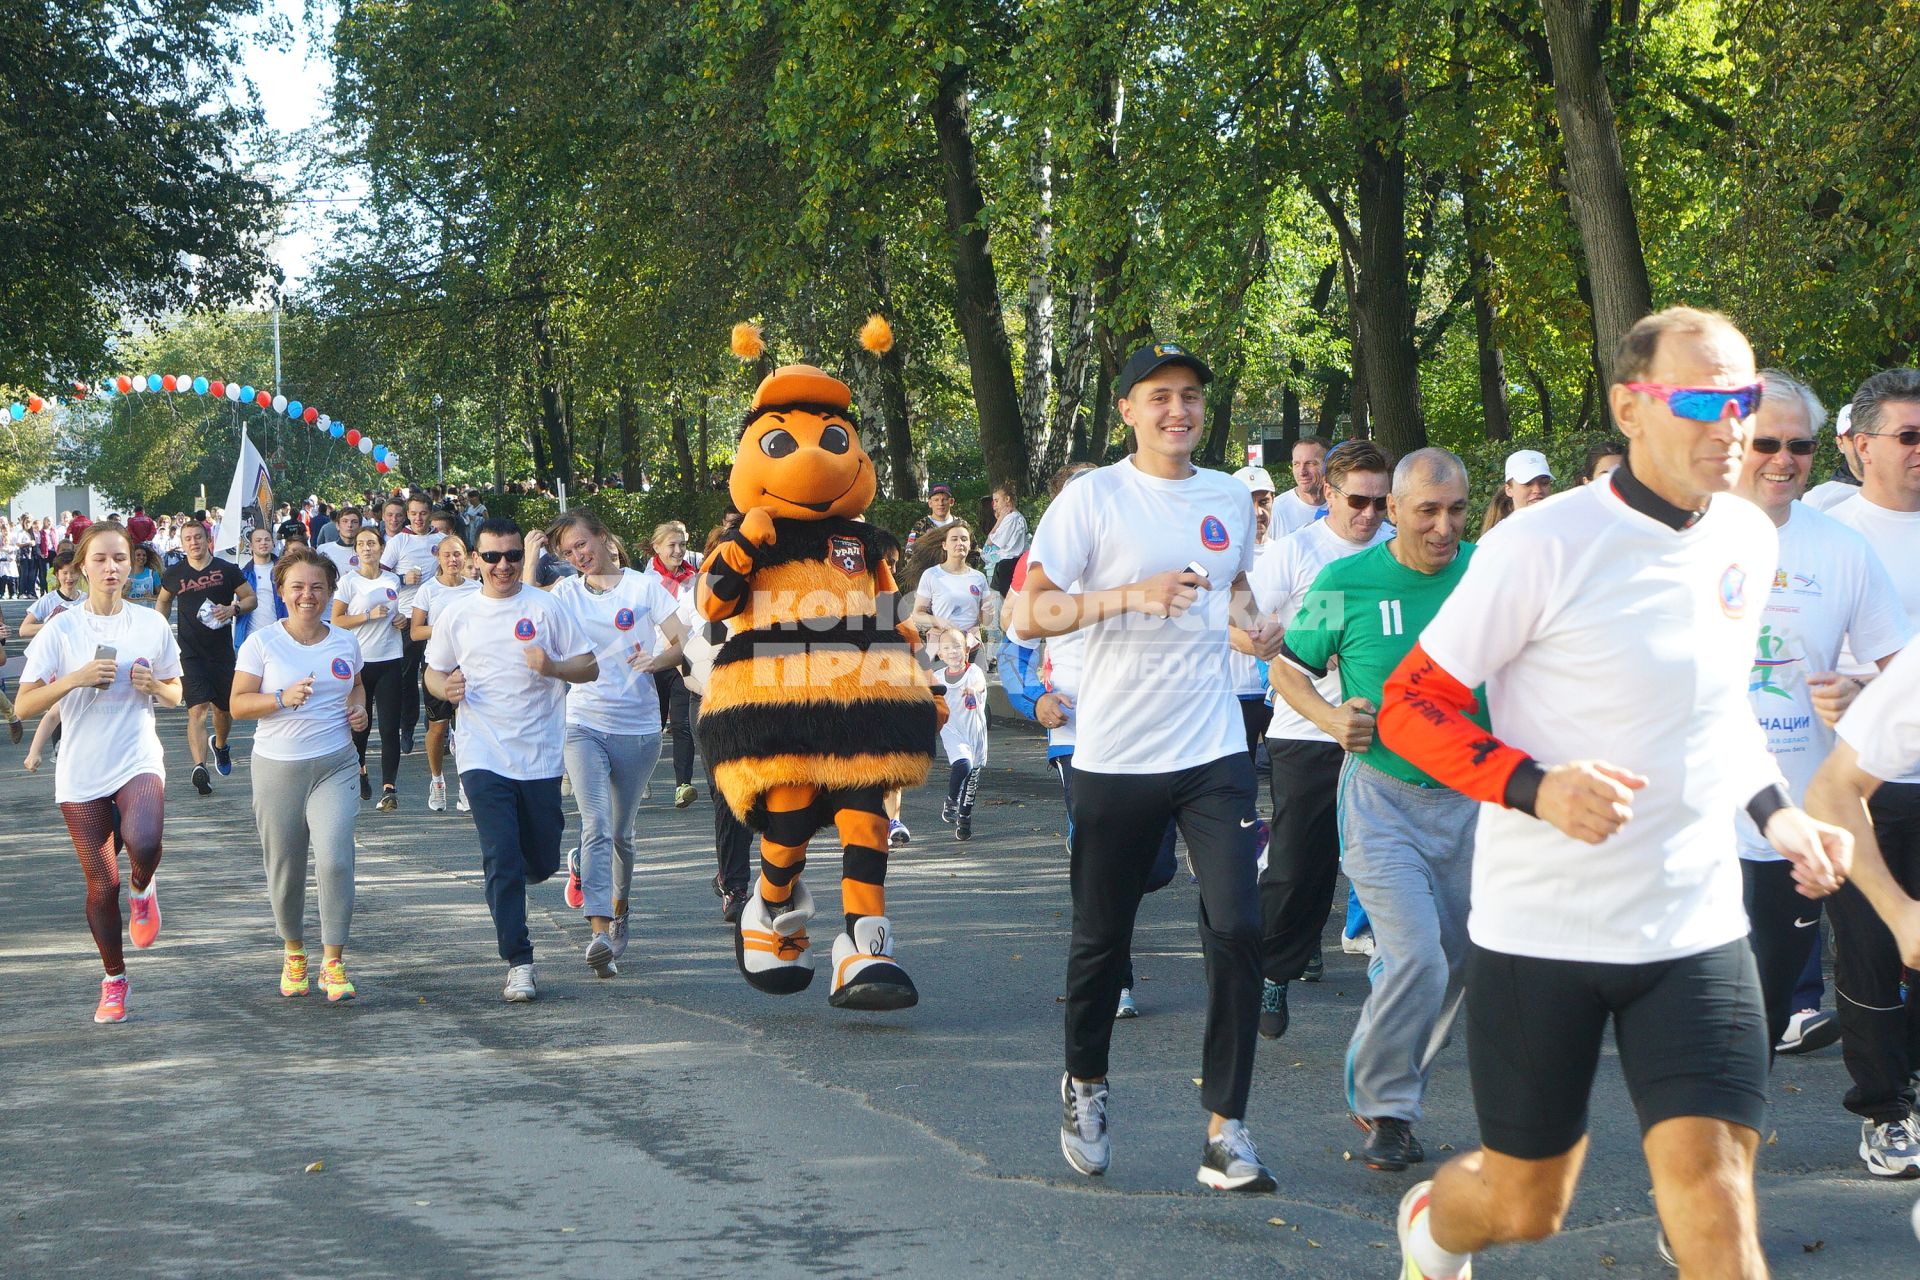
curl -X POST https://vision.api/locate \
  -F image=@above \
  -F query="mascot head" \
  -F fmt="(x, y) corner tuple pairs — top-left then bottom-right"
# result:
(728, 317), (893, 522)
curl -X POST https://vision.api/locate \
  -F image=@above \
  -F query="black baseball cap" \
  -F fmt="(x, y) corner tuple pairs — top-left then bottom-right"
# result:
(277, 519), (307, 540)
(1115, 340), (1213, 399)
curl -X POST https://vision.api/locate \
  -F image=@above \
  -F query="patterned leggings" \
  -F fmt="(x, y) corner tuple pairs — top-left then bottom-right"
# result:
(58, 774), (166, 975)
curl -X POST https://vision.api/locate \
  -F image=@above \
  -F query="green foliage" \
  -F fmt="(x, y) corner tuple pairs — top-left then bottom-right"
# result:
(486, 488), (933, 560)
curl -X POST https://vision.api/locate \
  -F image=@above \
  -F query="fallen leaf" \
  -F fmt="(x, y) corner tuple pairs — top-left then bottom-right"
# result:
(1308, 1240), (1321, 1248)
(1600, 1255), (1616, 1267)
(1010, 954), (1022, 961)
(1291, 1061), (1303, 1068)
(1439, 1143), (1455, 1152)
(1267, 1217), (1287, 1227)
(304, 1161), (324, 1174)
(1803, 1240), (1825, 1253)
(1342, 1151), (1352, 1161)
(1369, 1243), (1386, 1249)
(561, 1227), (576, 1234)
(1192, 1077), (1204, 1087)
(1766, 1130), (1778, 1146)
(414, 1200), (431, 1206)
(1783, 1083), (1801, 1094)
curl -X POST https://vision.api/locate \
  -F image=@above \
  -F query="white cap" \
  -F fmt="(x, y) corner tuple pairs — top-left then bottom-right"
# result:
(1504, 449), (1553, 484)
(1233, 465), (1276, 494)
(1835, 404), (1853, 437)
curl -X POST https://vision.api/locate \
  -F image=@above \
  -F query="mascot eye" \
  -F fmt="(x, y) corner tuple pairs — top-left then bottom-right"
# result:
(819, 424), (851, 454)
(759, 429), (799, 459)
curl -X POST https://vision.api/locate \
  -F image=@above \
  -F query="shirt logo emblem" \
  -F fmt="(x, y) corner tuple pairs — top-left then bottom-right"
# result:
(614, 607), (636, 631)
(514, 618), (536, 641)
(331, 657), (353, 679)
(963, 692), (977, 711)
(1200, 515), (1230, 551)
(970, 584), (983, 597)
(385, 587), (397, 601)
(1719, 564), (1748, 619)
(829, 535), (866, 577)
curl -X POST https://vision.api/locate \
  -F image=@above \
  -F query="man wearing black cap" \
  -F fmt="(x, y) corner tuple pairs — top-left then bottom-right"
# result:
(907, 483), (958, 557)
(1015, 339), (1285, 1193)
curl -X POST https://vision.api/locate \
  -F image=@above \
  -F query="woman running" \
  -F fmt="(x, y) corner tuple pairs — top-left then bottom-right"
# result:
(330, 525), (405, 810)
(232, 549), (369, 1001)
(410, 534), (480, 812)
(16, 523), (184, 1023)
(531, 510), (686, 975)
(641, 519), (700, 808)
(126, 543), (163, 603)
(910, 522), (989, 656)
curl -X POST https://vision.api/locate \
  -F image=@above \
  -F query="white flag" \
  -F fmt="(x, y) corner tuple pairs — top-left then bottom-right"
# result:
(214, 426), (273, 556)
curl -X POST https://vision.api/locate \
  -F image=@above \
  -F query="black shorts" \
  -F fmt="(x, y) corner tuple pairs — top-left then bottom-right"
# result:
(424, 690), (456, 724)
(180, 649), (236, 713)
(1465, 938), (1768, 1159)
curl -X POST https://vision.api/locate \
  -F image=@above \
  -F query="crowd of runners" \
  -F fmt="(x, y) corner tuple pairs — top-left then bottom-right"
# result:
(8, 307), (1920, 1274)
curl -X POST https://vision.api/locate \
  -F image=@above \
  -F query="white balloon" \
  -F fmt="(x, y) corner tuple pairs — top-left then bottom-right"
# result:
(316, 413), (330, 429)
(358, 437), (374, 454)
(176, 374), (191, 392)
(226, 382), (242, 402)
(271, 394), (288, 414)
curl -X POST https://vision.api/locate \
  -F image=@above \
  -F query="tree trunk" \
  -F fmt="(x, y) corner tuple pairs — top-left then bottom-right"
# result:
(1528, 369), (1555, 437)
(1338, 240), (1369, 439)
(1353, 69), (1424, 457)
(1541, 0), (1653, 392)
(865, 236), (921, 500)
(1020, 134), (1055, 488)
(618, 384), (642, 489)
(530, 304), (571, 491)
(669, 410), (695, 487)
(697, 402), (711, 491)
(1320, 371), (1350, 438)
(1081, 372), (1110, 463)
(1461, 182), (1512, 441)
(1202, 365), (1240, 467)
(1088, 71), (1150, 463)
(932, 62), (1028, 492)
(1044, 281), (1094, 481)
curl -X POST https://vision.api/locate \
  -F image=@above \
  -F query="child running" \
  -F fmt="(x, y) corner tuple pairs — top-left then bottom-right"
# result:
(935, 627), (989, 841)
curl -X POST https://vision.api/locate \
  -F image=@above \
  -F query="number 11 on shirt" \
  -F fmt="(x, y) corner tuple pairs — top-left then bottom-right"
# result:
(1379, 599), (1404, 636)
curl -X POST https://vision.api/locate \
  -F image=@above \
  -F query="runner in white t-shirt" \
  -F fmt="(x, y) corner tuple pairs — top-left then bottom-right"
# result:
(1245, 441), (1392, 1038)
(316, 506), (363, 579)
(1015, 339), (1285, 1194)
(1271, 437), (1329, 537)
(410, 536), (481, 812)
(232, 549), (369, 1003)
(381, 494), (445, 753)
(17, 524), (184, 1024)
(911, 524), (990, 648)
(1731, 370), (1909, 1083)
(1375, 309), (1851, 1280)
(331, 526), (406, 810)
(425, 517), (597, 1003)
(1226, 467), (1277, 757)
(1812, 367), (1920, 1170)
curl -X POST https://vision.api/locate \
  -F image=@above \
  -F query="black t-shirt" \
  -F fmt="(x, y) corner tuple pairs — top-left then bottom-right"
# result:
(161, 556), (245, 658)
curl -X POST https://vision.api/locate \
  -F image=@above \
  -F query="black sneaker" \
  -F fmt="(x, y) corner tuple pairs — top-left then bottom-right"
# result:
(1356, 1115), (1418, 1172)
(360, 771), (372, 800)
(941, 799), (955, 825)
(1197, 1120), (1275, 1192)
(719, 885), (750, 925)
(401, 728), (415, 755)
(376, 787), (398, 812)
(191, 763), (212, 796)
(1258, 979), (1288, 1039)
(1302, 942), (1324, 983)
(209, 733), (232, 776)
(955, 814), (972, 841)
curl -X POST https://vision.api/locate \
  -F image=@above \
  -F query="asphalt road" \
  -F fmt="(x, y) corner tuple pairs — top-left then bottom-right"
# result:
(1, 599), (1916, 1278)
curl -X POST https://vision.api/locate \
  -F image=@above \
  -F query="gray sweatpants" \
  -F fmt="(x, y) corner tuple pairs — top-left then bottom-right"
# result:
(563, 724), (662, 919)
(1338, 756), (1476, 1123)
(253, 746), (361, 947)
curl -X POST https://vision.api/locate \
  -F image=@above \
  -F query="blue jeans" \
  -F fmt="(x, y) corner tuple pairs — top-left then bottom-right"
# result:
(462, 770), (564, 967)
(562, 725), (662, 919)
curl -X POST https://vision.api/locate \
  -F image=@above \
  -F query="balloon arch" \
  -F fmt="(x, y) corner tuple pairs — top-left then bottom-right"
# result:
(8, 375), (402, 474)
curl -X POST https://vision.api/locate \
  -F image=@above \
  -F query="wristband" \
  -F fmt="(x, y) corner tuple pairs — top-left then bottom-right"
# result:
(274, 688), (286, 710)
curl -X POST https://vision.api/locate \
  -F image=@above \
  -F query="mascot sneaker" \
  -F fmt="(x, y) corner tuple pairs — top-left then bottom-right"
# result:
(736, 880), (817, 994)
(828, 915), (919, 1010)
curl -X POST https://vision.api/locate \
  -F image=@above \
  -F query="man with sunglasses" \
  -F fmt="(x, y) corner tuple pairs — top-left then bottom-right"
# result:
(1376, 307), (1852, 1280)
(424, 517), (597, 1002)
(1246, 439), (1392, 1040)
(1821, 367), (1920, 1172)
(1731, 370), (1908, 1130)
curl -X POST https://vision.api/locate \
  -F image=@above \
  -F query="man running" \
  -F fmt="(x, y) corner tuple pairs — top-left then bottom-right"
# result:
(1015, 338), (1283, 1192)
(155, 520), (256, 794)
(383, 494), (444, 755)
(1272, 438), (1329, 537)
(1377, 307), (1850, 1279)
(317, 506), (362, 577)
(1268, 447), (1478, 1173)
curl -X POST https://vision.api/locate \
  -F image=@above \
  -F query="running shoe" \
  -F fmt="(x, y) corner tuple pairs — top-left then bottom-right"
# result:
(210, 733), (232, 776)
(456, 781), (470, 812)
(193, 763), (212, 795)
(674, 783), (696, 809)
(1342, 929), (1376, 957)
(941, 799), (955, 825)
(1398, 1180), (1473, 1278)
(8, 717), (20, 744)
(281, 950), (310, 998)
(719, 885), (749, 924)
(888, 818), (911, 847)
(1258, 979), (1288, 1039)
(94, 974), (129, 1024)
(608, 913), (630, 960)
(1777, 1007), (1840, 1055)
(1115, 987), (1138, 1019)
(585, 932), (617, 979)
(359, 771), (372, 800)
(564, 848), (584, 910)
(128, 884), (160, 949)
(1860, 1116), (1920, 1178)
(1197, 1119), (1275, 1192)
(376, 787), (397, 812)
(427, 776), (447, 812)
(1355, 1114), (1420, 1172)
(955, 814), (972, 841)
(320, 957), (355, 1002)
(503, 963), (538, 1002)
(401, 727), (415, 755)
(1302, 941), (1325, 983)
(1059, 1073), (1111, 1176)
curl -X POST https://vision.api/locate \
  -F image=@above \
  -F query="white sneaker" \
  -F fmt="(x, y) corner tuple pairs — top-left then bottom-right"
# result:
(456, 782), (470, 812)
(1861, 1115), (1920, 1177)
(584, 933), (617, 979)
(735, 880), (817, 994)
(608, 913), (629, 960)
(1115, 987), (1138, 1019)
(1059, 1073), (1111, 1176)
(503, 964), (538, 1002)
(827, 915), (918, 1010)
(1197, 1119), (1275, 1193)
(427, 776), (447, 812)
(1341, 930), (1376, 957)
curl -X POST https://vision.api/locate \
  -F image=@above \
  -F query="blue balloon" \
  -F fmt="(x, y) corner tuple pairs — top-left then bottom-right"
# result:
(9, 402), (23, 420)
(286, 399), (302, 419)
(146, 374), (162, 391)
(372, 444), (388, 462)
(329, 421), (345, 438)
(100, 383), (115, 397)
(240, 385), (255, 404)
(192, 376), (209, 395)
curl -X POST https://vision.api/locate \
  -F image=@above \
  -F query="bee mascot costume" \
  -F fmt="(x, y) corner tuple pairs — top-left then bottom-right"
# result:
(695, 318), (939, 1010)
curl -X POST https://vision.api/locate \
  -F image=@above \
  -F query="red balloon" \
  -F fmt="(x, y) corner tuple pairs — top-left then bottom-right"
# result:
(72, 381), (89, 400)
(161, 375), (177, 392)
(210, 380), (225, 399)
(302, 405), (318, 423)
(115, 375), (131, 393)
(345, 429), (361, 446)
(255, 390), (271, 408)
(26, 395), (44, 413)
(375, 460), (390, 473)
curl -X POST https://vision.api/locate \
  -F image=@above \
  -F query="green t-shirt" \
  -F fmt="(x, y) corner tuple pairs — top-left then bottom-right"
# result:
(1282, 539), (1487, 788)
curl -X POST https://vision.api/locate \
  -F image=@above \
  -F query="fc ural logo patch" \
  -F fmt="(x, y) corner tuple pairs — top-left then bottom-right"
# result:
(1719, 564), (1748, 619)
(1200, 515), (1230, 551)
(829, 535), (866, 577)
(331, 657), (353, 680)
(514, 617), (537, 641)
(614, 607), (636, 631)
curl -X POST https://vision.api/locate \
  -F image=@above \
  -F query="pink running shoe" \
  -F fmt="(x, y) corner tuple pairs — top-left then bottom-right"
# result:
(95, 974), (129, 1024)
(563, 847), (584, 910)
(128, 885), (161, 949)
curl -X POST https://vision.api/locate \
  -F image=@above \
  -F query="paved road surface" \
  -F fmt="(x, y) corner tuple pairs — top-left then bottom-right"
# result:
(1, 599), (1915, 1277)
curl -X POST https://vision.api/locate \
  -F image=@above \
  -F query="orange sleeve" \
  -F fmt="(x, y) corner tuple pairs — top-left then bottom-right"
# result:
(1377, 642), (1544, 814)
